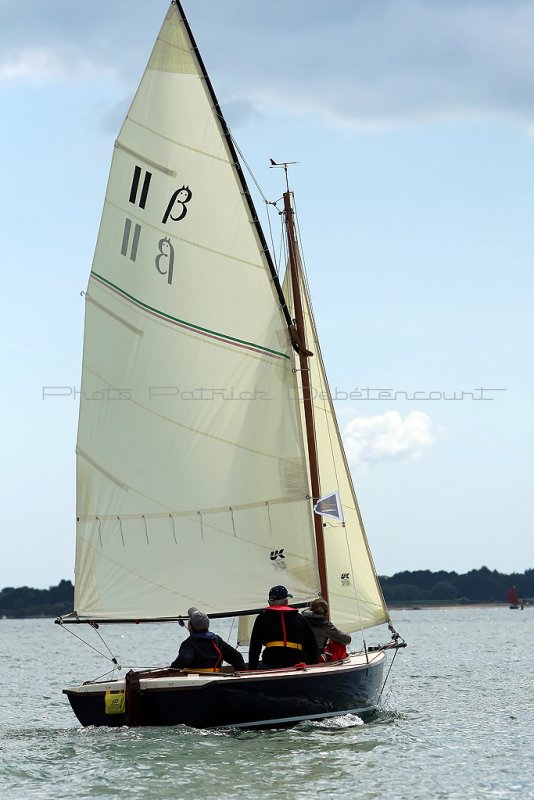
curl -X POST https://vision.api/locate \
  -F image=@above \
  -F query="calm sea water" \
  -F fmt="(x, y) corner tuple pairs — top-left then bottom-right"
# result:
(1, 607), (532, 799)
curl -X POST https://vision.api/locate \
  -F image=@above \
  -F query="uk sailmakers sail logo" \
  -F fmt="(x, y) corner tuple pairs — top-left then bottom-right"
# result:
(270, 548), (287, 571)
(120, 161), (193, 287)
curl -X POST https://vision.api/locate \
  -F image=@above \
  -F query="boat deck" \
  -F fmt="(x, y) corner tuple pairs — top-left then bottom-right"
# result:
(65, 651), (385, 695)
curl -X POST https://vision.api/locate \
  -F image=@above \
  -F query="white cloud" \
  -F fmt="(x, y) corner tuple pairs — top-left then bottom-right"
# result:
(0, 47), (115, 87)
(0, 49), (62, 86)
(344, 410), (439, 467)
(115, 0), (533, 130)
(0, 0), (164, 88)
(2, 0), (534, 126)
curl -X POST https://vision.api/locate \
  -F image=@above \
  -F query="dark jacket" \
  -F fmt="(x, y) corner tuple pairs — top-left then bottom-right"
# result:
(301, 610), (351, 652)
(171, 631), (245, 671)
(248, 606), (319, 670)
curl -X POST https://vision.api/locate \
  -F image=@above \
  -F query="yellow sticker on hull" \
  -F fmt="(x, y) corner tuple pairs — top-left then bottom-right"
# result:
(104, 689), (125, 715)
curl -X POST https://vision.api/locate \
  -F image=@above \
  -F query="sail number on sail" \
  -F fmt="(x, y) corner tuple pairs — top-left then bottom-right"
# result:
(121, 162), (193, 286)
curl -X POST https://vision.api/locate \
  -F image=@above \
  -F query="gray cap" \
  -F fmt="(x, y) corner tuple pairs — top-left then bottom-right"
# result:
(187, 606), (209, 631)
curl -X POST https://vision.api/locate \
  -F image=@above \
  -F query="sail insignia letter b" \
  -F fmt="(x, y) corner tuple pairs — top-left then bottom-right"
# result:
(162, 185), (192, 224)
(155, 237), (175, 284)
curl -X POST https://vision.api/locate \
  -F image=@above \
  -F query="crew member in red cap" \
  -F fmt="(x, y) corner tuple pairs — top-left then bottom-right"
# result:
(248, 586), (318, 670)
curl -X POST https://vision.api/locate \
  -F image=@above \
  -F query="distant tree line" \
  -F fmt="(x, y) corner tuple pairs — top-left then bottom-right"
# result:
(379, 566), (534, 604)
(0, 568), (533, 618)
(0, 579), (74, 618)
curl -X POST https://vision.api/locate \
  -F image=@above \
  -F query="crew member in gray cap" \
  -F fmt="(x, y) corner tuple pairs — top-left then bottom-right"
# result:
(170, 607), (245, 672)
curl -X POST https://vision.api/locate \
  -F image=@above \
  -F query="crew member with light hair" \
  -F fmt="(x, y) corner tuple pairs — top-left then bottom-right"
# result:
(302, 598), (351, 661)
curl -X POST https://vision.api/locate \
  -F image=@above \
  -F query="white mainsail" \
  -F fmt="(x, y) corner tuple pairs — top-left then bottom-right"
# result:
(283, 266), (390, 633)
(74, 4), (321, 620)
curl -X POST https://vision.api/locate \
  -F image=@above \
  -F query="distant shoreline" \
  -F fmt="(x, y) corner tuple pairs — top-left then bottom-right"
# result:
(2, 573), (532, 619)
(388, 602), (530, 611)
(2, 602), (530, 621)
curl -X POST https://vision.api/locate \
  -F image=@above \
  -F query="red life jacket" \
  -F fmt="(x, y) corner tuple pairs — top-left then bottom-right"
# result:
(323, 639), (347, 662)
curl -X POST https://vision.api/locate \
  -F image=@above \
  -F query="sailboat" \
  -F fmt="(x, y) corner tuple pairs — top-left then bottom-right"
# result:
(56, 0), (405, 729)
(507, 586), (523, 609)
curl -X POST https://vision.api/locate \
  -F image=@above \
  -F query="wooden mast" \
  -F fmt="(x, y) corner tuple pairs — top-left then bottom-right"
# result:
(283, 190), (329, 604)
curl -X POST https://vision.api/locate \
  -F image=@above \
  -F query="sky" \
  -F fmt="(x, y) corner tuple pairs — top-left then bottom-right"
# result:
(1, 0), (533, 590)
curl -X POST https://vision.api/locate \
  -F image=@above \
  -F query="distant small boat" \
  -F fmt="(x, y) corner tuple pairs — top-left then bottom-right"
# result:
(508, 586), (523, 610)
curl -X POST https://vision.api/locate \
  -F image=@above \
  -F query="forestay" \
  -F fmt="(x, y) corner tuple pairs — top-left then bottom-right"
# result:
(74, 4), (320, 621)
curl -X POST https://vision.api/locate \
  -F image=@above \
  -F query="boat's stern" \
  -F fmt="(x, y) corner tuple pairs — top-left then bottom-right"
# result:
(63, 679), (127, 727)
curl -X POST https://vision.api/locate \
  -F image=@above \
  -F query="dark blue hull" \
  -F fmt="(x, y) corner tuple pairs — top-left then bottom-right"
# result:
(64, 654), (385, 729)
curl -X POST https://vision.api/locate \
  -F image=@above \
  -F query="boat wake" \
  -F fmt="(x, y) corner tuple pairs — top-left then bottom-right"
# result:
(300, 713), (364, 730)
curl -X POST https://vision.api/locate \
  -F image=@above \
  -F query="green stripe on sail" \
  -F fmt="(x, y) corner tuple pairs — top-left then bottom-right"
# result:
(90, 271), (290, 360)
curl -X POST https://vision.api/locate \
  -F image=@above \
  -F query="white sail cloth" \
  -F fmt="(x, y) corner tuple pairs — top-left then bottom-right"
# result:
(73, 3), (389, 636)
(74, 5), (320, 620)
(282, 268), (390, 633)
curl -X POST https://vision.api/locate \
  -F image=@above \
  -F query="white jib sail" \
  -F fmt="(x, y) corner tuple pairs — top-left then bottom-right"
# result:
(283, 265), (390, 634)
(74, 4), (320, 621)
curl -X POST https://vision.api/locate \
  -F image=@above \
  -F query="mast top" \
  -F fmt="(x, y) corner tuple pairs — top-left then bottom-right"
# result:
(269, 159), (299, 194)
